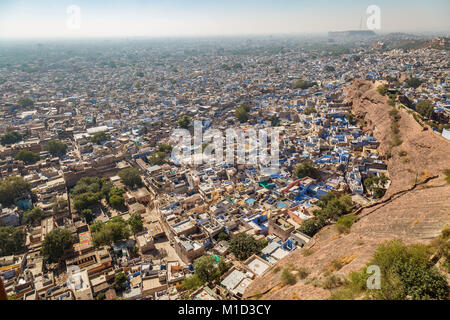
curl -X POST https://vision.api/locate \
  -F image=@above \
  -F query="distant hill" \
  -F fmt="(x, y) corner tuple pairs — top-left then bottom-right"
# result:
(394, 37), (450, 50)
(328, 30), (376, 38)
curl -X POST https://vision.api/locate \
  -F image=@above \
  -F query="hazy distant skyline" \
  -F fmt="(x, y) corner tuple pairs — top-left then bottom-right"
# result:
(0, 0), (449, 39)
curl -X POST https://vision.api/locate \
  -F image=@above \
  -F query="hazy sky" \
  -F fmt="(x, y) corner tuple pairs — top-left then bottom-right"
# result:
(0, 0), (449, 38)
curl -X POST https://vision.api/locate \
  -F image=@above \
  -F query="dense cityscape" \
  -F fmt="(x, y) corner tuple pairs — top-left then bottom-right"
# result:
(0, 31), (449, 301)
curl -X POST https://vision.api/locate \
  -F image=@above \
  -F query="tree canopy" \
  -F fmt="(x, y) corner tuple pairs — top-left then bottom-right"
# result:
(22, 207), (43, 225)
(404, 77), (423, 89)
(294, 161), (320, 179)
(91, 217), (131, 247)
(235, 104), (251, 123)
(15, 150), (40, 165)
(71, 177), (113, 211)
(0, 226), (25, 256)
(293, 79), (317, 90)
(109, 194), (125, 210)
(229, 233), (267, 260)
(17, 97), (34, 108)
(90, 131), (110, 145)
(46, 139), (68, 157)
(178, 116), (191, 129)
(0, 131), (22, 145)
(416, 100), (435, 119)
(298, 193), (353, 236)
(41, 228), (74, 264)
(128, 213), (144, 234)
(0, 176), (31, 207)
(118, 167), (143, 189)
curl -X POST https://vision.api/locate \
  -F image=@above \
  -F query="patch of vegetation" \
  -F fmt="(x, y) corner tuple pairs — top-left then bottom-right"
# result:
(0, 131), (22, 145)
(294, 161), (320, 179)
(0, 226), (26, 256)
(180, 255), (230, 293)
(293, 79), (317, 90)
(404, 77), (423, 89)
(303, 106), (317, 115)
(322, 274), (345, 289)
(302, 248), (315, 257)
(229, 233), (267, 260)
(377, 85), (388, 96)
(15, 150), (40, 165)
(0, 176), (31, 207)
(235, 104), (251, 123)
(41, 228), (74, 264)
(90, 217), (131, 247)
(90, 131), (110, 145)
(415, 100), (435, 119)
(335, 214), (357, 234)
(444, 169), (450, 185)
(17, 97), (34, 108)
(363, 173), (389, 199)
(178, 115), (191, 129)
(22, 207), (43, 225)
(388, 107), (403, 148)
(46, 140), (68, 157)
(329, 238), (449, 300)
(118, 167), (143, 189)
(281, 268), (297, 286)
(71, 177), (113, 211)
(298, 193), (353, 237)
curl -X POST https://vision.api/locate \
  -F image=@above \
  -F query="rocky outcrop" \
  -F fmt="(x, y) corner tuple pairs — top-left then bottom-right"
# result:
(243, 79), (450, 300)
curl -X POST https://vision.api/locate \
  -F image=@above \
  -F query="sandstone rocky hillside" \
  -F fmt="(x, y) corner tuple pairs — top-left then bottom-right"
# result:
(243, 79), (450, 300)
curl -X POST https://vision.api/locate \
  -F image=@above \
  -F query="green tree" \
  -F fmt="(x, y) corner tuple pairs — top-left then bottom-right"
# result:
(46, 140), (68, 157)
(217, 232), (229, 242)
(293, 79), (317, 90)
(15, 150), (40, 165)
(180, 274), (203, 291)
(0, 176), (31, 207)
(109, 194), (125, 210)
(22, 207), (43, 225)
(118, 167), (143, 189)
(90, 131), (110, 145)
(114, 272), (128, 291)
(17, 97), (34, 108)
(235, 104), (251, 123)
(416, 100), (435, 119)
(91, 217), (130, 247)
(404, 77), (422, 89)
(158, 144), (173, 153)
(128, 213), (144, 234)
(80, 209), (95, 224)
(371, 240), (449, 300)
(41, 228), (74, 264)
(324, 65), (335, 72)
(73, 192), (101, 211)
(178, 116), (191, 129)
(294, 161), (320, 179)
(303, 106), (317, 115)
(377, 85), (388, 96)
(0, 131), (22, 145)
(229, 233), (266, 260)
(298, 218), (324, 237)
(193, 255), (228, 283)
(0, 226), (26, 256)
